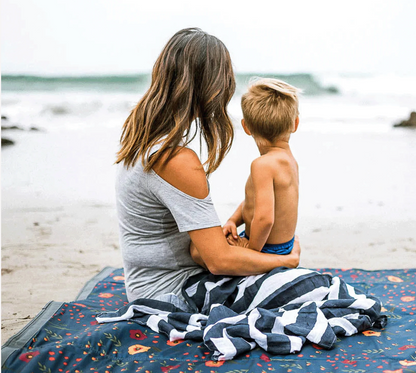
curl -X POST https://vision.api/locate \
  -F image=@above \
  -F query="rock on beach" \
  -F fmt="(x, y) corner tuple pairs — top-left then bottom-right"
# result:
(2, 138), (15, 147)
(1, 116), (44, 147)
(394, 111), (416, 127)
(1, 125), (24, 131)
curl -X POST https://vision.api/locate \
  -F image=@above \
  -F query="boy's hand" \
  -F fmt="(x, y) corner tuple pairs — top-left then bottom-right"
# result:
(222, 220), (238, 240)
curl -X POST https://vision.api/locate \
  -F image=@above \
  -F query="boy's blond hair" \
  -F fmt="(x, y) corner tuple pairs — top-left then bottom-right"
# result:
(241, 78), (301, 141)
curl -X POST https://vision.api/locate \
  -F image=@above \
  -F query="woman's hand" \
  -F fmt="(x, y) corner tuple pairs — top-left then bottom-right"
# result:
(227, 234), (300, 267)
(226, 234), (249, 248)
(189, 226), (302, 276)
(285, 235), (301, 268)
(227, 234), (301, 267)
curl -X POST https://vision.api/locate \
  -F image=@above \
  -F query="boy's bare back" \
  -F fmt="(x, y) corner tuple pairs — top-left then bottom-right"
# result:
(242, 145), (299, 248)
(223, 77), (301, 253)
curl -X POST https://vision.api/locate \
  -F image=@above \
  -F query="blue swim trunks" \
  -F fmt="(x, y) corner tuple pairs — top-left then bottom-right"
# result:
(239, 231), (294, 255)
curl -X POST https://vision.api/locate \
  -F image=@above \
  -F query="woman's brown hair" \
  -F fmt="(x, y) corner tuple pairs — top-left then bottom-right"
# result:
(116, 27), (236, 175)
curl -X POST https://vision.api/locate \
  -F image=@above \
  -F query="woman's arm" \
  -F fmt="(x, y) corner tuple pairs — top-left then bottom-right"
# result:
(153, 147), (300, 275)
(189, 226), (300, 275)
(190, 241), (208, 270)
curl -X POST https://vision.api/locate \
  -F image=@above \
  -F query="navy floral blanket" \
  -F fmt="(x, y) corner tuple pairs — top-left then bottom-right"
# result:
(96, 268), (387, 361)
(2, 267), (416, 372)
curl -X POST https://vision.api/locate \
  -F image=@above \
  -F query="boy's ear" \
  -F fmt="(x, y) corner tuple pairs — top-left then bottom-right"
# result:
(241, 119), (252, 136)
(293, 117), (299, 133)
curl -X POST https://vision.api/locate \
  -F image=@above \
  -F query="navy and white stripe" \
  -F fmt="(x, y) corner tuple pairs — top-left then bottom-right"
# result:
(96, 267), (387, 361)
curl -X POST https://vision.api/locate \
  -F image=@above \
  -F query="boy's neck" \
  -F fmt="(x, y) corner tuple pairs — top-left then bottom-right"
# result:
(254, 136), (291, 155)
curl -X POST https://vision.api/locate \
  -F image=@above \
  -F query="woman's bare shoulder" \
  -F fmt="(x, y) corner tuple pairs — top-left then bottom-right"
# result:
(153, 147), (209, 199)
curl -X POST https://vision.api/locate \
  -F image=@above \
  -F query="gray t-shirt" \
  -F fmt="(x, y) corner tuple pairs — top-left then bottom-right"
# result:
(116, 147), (221, 302)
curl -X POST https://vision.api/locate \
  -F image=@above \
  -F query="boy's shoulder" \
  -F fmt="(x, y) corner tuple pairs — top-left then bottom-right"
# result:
(251, 150), (292, 169)
(251, 151), (296, 184)
(251, 154), (273, 171)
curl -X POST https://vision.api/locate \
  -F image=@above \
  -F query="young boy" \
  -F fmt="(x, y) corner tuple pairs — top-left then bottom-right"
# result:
(223, 78), (301, 254)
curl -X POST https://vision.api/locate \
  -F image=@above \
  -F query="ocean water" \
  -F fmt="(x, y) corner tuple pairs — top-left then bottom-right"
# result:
(2, 73), (416, 227)
(2, 72), (415, 133)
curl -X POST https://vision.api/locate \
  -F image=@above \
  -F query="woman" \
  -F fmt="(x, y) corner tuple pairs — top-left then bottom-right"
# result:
(115, 28), (300, 304)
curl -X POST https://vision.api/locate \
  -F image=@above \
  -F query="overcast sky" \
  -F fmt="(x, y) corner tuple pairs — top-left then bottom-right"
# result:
(2, 0), (415, 76)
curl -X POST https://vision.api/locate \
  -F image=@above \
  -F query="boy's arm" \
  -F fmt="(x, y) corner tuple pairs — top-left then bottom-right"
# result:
(222, 201), (244, 239)
(248, 159), (275, 251)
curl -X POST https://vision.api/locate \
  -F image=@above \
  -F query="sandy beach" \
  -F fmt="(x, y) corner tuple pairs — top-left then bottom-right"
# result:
(2, 120), (416, 345)
(2, 202), (415, 345)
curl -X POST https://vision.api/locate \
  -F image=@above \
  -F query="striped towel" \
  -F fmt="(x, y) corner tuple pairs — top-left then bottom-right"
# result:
(96, 267), (387, 361)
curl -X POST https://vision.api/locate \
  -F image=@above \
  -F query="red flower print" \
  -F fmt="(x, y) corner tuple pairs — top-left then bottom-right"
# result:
(161, 364), (181, 372)
(166, 339), (184, 346)
(205, 360), (224, 367)
(398, 345), (416, 350)
(312, 343), (323, 349)
(342, 359), (357, 365)
(129, 329), (147, 340)
(400, 296), (415, 302)
(362, 330), (381, 337)
(113, 276), (125, 281)
(19, 350), (40, 362)
(90, 320), (99, 325)
(98, 293), (114, 298)
(383, 369), (403, 373)
(128, 344), (150, 355)
(260, 353), (270, 362)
